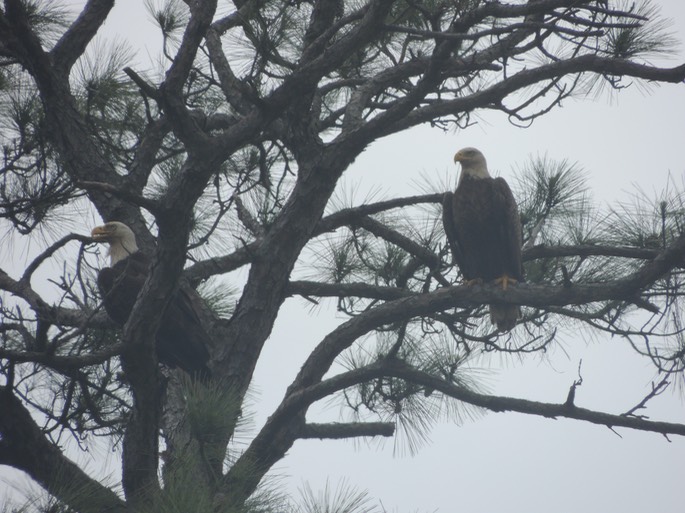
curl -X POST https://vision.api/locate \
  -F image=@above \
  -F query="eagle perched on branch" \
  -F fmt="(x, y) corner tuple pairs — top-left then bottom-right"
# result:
(91, 221), (211, 380)
(442, 147), (524, 332)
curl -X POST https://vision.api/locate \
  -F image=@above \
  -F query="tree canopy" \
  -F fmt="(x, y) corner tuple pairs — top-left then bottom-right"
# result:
(0, 0), (684, 511)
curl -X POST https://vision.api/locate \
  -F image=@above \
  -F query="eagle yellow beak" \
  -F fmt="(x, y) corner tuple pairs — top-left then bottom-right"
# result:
(454, 151), (463, 164)
(91, 225), (112, 241)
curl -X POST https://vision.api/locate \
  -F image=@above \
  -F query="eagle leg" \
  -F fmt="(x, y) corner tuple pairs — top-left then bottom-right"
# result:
(494, 275), (518, 290)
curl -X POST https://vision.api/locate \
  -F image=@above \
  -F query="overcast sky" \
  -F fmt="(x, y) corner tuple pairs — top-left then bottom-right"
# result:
(2, 2), (685, 512)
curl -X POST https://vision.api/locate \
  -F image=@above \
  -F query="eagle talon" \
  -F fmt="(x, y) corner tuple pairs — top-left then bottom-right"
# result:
(494, 275), (518, 291)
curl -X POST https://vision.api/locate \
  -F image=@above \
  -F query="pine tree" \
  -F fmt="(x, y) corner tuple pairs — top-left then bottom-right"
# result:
(0, 1), (684, 511)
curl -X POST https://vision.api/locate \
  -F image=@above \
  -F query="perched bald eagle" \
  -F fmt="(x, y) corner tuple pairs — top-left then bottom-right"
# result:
(442, 147), (524, 332)
(91, 222), (211, 380)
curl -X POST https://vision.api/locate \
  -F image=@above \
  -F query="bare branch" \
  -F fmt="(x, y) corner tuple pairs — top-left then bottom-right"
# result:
(379, 58), (685, 138)
(299, 422), (395, 439)
(315, 193), (444, 236)
(76, 181), (161, 215)
(0, 345), (122, 374)
(352, 216), (441, 270)
(21, 233), (92, 283)
(523, 244), (661, 261)
(287, 280), (412, 301)
(0, 268), (98, 328)
(383, 361), (685, 437)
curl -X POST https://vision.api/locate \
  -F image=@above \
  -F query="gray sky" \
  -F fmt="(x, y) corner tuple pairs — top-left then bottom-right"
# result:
(2, 2), (685, 512)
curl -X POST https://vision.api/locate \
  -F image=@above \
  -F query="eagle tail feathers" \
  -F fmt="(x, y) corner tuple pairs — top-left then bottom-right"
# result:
(489, 304), (520, 332)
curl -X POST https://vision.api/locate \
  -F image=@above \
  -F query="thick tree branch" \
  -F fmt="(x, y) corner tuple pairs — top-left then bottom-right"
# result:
(294, 234), (685, 389)
(102, 158), (227, 503)
(0, 0), (150, 232)
(350, 216), (441, 270)
(287, 240), (672, 301)
(76, 181), (161, 215)
(155, 0), (218, 150)
(287, 359), (685, 437)
(184, 242), (258, 283)
(386, 57), (685, 137)
(257, 0), (395, 113)
(225, 322), (685, 504)
(0, 346), (122, 375)
(0, 388), (127, 513)
(126, 117), (172, 192)
(205, 0), (269, 114)
(315, 193), (444, 236)
(51, 0), (114, 72)
(383, 361), (685, 437)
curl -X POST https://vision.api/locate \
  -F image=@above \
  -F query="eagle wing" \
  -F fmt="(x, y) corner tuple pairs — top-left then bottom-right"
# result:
(442, 191), (465, 269)
(156, 286), (211, 380)
(97, 252), (150, 325)
(97, 251), (210, 380)
(491, 177), (524, 282)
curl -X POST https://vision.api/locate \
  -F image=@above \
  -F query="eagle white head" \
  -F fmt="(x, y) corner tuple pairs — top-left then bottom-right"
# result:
(91, 221), (139, 265)
(454, 147), (491, 180)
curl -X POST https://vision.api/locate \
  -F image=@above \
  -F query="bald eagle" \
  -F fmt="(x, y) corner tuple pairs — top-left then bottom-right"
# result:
(91, 222), (211, 380)
(442, 147), (524, 332)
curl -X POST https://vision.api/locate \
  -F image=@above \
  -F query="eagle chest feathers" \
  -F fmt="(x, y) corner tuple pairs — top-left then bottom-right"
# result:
(97, 252), (151, 325)
(449, 175), (523, 283)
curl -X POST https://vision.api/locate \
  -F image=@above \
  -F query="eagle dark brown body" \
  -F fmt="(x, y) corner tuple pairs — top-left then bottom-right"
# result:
(443, 148), (524, 332)
(93, 222), (211, 380)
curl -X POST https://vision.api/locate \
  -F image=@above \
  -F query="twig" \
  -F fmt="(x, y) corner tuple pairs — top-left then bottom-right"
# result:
(565, 360), (583, 407)
(299, 422), (394, 439)
(623, 375), (670, 419)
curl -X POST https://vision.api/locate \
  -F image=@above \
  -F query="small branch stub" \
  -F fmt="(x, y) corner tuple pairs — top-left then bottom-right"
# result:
(565, 360), (584, 408)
